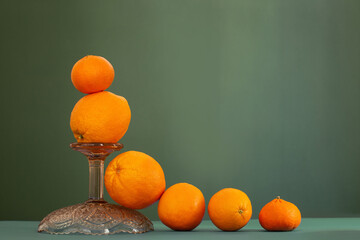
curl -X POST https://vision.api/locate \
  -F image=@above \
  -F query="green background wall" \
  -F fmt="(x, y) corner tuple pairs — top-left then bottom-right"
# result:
(1, 0), (359, 221)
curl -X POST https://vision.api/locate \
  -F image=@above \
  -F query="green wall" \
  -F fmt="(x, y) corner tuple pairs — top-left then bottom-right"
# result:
(1, 0), (360, 221)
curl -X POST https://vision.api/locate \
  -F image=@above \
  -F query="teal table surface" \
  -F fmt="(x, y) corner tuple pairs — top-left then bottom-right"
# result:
(1, 218), (360, 240)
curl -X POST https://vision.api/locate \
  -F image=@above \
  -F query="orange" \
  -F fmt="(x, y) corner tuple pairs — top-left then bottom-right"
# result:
(158, 183), (205, 231)
(70, 91), (131, 143)
(259, 196), (301, 231)
(208, 188), (252, 231)
(105, 151), (165, 209)
(71, 55), (114, 94)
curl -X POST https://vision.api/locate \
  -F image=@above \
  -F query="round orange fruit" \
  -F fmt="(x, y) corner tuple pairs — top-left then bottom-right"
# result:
(105, 151), (165, 209)
(208, 188), (252, 231)
(158, 183), (205, 231)
(259, 196), (301, 231)
(70, 91), (131, 143)
(71, 55), (114, 94)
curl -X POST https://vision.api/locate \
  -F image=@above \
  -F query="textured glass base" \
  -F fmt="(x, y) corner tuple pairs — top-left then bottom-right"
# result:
(38, 143), (153, 235)
(38, 200), (154, 234)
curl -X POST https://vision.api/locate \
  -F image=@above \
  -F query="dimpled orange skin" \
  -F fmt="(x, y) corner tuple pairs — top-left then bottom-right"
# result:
(158, 183), (205, 231)
(70, 91), (131, 143)
(71, 55), (114, 94)
(208, 188), (252, 231)
(105, 151), (166, 209)
(259, 196), (301, 231)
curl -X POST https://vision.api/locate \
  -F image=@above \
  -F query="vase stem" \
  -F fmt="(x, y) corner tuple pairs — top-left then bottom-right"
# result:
(88, 159), (104, 201)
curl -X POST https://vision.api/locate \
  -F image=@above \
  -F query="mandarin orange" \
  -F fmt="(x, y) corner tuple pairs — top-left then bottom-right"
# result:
(259, 196), (301, 231)
(71, 55), (114, 94)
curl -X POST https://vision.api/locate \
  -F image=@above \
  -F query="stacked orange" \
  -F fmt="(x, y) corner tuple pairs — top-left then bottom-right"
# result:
(70, 55), (165, 210)
(70, 55), (131, 143)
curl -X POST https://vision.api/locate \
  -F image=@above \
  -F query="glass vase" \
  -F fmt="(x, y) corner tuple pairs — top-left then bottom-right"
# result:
(38, 142), (154, 235)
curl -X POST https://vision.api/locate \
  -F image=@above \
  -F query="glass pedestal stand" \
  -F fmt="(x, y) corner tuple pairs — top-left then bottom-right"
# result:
(38, 143), (153, 235)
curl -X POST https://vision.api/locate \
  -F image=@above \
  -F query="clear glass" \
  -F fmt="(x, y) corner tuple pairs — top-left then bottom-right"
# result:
(38, 142), (154, 235)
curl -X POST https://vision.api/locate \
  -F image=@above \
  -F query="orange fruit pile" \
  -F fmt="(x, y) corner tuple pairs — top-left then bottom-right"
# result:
(70, 55), (165, 211)
(69, 55), (302, 233)
(70, 55), (131, 143)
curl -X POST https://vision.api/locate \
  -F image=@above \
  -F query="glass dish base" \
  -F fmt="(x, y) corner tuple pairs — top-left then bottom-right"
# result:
(38, 200), (153, 235)
(38, 142), (153, 235)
